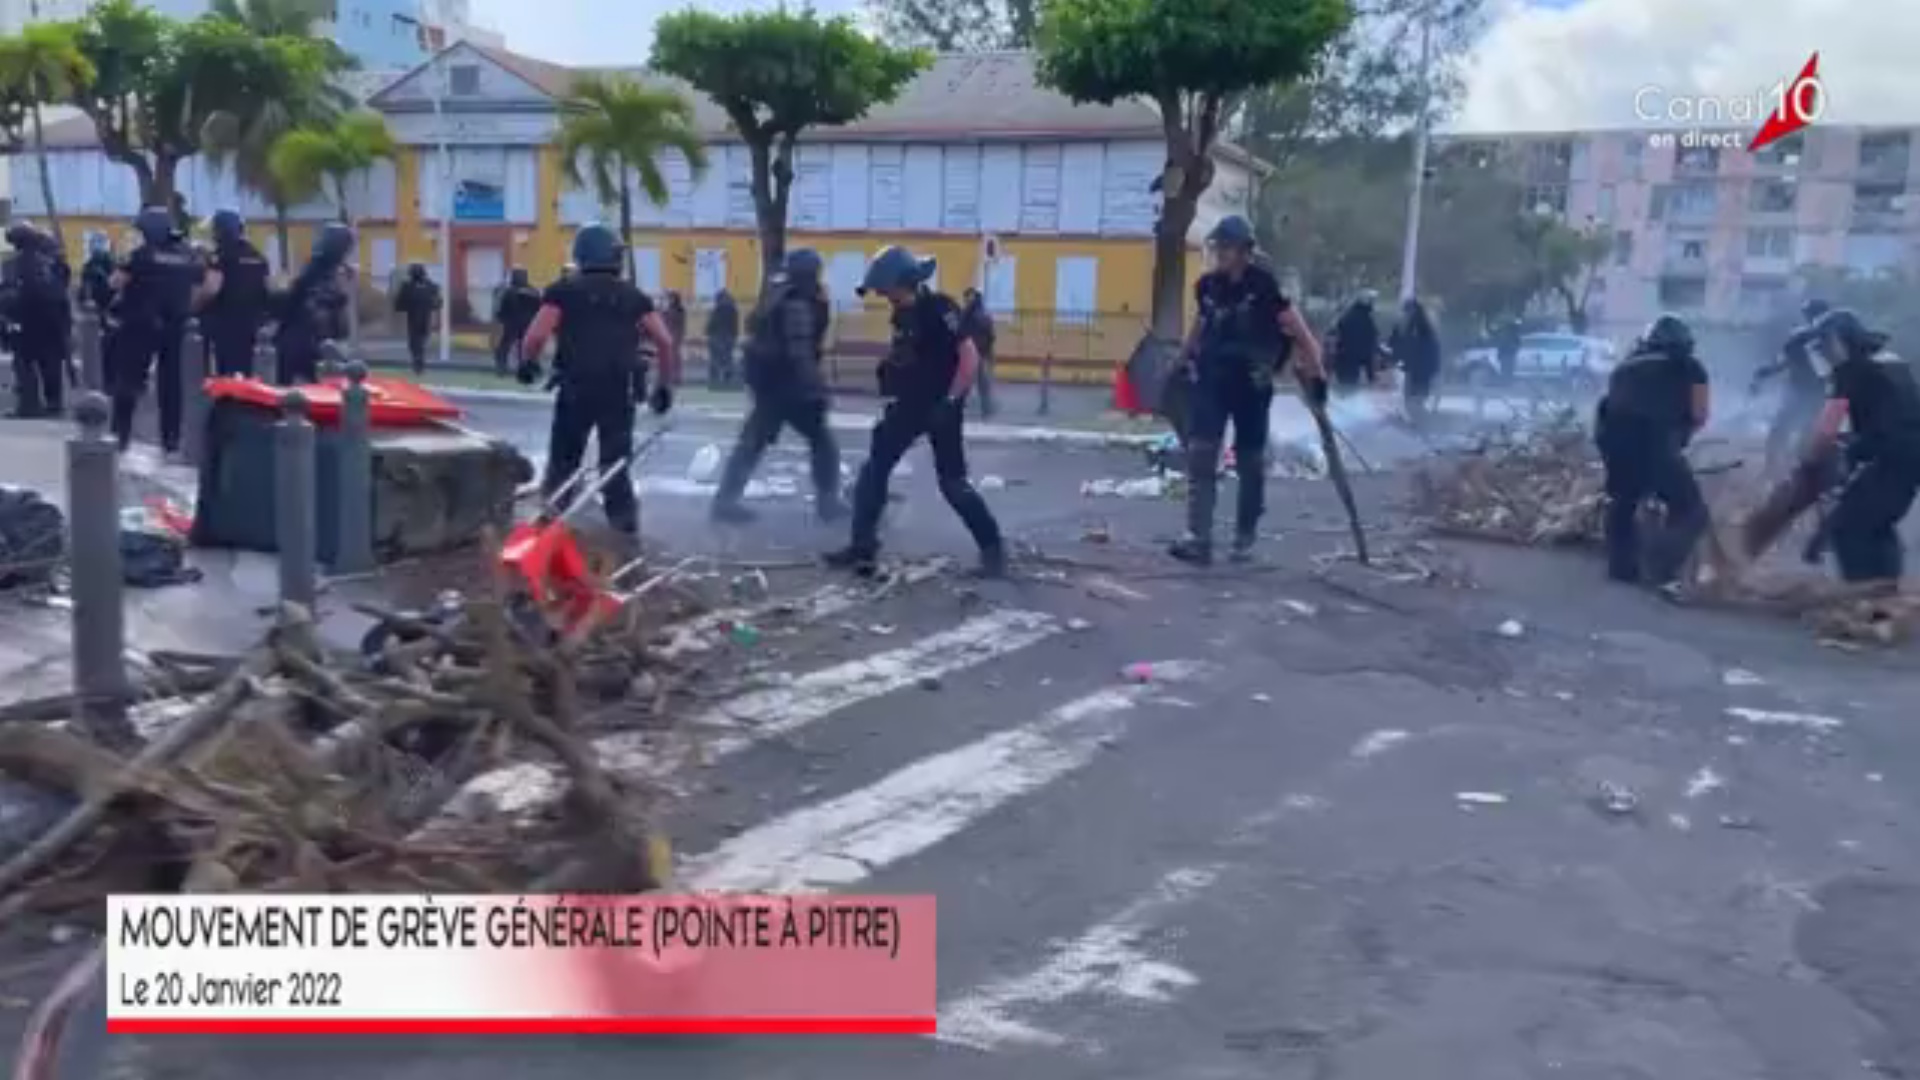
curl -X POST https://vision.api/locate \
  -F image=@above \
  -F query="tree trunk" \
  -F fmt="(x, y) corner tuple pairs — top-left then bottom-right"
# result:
(273, 205), (292, 276)
(747, 134), (795, 287)
(618, 180), (636, 288)
(1151, 194), (1199, 340)
(29, 100), (64, 253)
(144, 154), (182, 211)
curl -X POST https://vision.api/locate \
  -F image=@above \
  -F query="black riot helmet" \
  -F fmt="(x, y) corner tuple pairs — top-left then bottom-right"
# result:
(1811, 308), (1888, 365)
(1207, 214), (1256, 250)
(407, 262), (427, 282)
(5, 221), (41, 251)
(209, 209), (244, 246)
(134, 206), (174, 246)
(1640, 312), (1695, 357)
(509, 267), (529, 287)
(858, 245), (935, 298)
(784, 247), (823, 283)
(313, 221), (355, 264)
(571, 223), (622, 273)
(1801, 298), (1830, 322)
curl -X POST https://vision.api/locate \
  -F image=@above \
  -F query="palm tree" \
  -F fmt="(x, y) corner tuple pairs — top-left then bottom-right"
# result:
(0, 24), (95, 252)
(268, 110), (397, 342)
(199, 0), (351, 269)
(555, 73), (706, 283)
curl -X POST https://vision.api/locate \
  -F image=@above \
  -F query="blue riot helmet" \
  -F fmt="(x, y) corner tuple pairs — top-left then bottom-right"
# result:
(1207, 214), (1256, 250)
(857, 245), (935, 298)
(314, 221), (355, 264)
(784, 247), (823, 283)
(572, 223), (623, 273)
(134, 206), (173, 246)
(209, 209), (244, 246)
(5, 221), (40, 250)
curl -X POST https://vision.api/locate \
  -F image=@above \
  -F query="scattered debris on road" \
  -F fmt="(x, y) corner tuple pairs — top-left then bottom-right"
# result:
(1455, 791), (1508, 807)
(1497, 619), (1526, 638)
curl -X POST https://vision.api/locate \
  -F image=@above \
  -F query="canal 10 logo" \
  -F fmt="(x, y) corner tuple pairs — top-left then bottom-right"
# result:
(1634, 52), (1827, 154)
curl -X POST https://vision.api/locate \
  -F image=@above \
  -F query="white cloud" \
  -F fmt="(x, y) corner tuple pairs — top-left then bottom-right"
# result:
(1455, 0), (1919, 132)
(469, 0), (865, 67)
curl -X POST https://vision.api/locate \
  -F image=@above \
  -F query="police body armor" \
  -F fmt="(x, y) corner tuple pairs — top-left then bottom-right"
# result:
(207, 242), (270, 333)
(1195, 275), (1286, 378)
(742, 278), (826, 396)
(1599, 349), (1691, 438)
(125, 243), (200, 334)
(555, 274), (642, 390)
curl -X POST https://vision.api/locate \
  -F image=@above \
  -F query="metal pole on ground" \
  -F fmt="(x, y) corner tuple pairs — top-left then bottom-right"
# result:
(333, 361), (375, 575)
(179, 318), (207, 466)
(66, 392), (127, 734)
(275, 390), (318, 610)
(77, 303), (103, 391)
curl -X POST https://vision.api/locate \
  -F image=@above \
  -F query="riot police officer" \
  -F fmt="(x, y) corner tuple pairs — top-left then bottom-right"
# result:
(2, 222), (71, 418)
(109, 207), (205, 453)
(518, 223), (678, 537)
(825, 245), (1004, 577)
(274, 222), (353, 385)
(1168, 215), (1327, 566)
(1754, 298), (1830, 474)
(492, 268), (541, 376)
(1594, 313), (1712, 588)
(195, 209), (270, 377)
(392, 263), (441, 375)
(710, 248), (844, 525)
(1800, 308), (1920, 582)
(79, 235), (116, 315)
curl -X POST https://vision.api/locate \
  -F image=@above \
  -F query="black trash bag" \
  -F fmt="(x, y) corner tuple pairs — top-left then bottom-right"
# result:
(0, 484), (65, 588)
(120, 524), (202, 588)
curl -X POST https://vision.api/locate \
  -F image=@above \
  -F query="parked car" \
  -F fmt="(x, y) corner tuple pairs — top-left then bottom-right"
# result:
(1454, 332), (1619, 390)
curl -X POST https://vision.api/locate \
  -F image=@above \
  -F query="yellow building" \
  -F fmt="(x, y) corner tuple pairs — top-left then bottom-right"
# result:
(12, 44), (1262, 383)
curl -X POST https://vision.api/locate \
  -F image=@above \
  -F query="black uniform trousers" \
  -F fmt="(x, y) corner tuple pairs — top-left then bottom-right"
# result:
(10, 326), (67, 416)
(109, 322), (185, 452)
(406, 329), (429, 374)
(707, 336), (736, 389)
(1183, 365), (1273, 545)
(542, 369), (640, 533)
(715, 391), (842, 509)
(1596, 418), (1707, 584)
(494, 321), (529, 374)
(206, 322), (259, 377)
(847, 397), (1001, 557)
(1828, 457), (1920, 582)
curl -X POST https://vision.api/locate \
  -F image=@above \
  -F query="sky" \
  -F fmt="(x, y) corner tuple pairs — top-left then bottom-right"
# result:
(468, 0), (1918, 133)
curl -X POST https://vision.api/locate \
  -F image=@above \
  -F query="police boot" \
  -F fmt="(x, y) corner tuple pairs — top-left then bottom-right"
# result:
(822, 544), (879, 578)
(973, 543), (1008, 579)
(1169, 441), (1220, 566)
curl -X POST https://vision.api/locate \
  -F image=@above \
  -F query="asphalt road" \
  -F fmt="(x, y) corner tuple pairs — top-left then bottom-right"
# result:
(7, 393), (1920, 1079)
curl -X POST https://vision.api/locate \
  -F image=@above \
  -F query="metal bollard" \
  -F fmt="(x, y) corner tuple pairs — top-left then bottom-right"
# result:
(275, 390), (318, 610)
(254, 325), (277, 384)
(65, 393), (128, 733)
(1039, 351), (1054, 416)
(333, 360), (375, 574)
(77, 303), (104, 391)
(179, 318), (207, 465)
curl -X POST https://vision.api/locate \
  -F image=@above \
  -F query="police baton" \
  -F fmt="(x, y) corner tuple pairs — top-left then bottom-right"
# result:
(1305, 396), (1370, 565)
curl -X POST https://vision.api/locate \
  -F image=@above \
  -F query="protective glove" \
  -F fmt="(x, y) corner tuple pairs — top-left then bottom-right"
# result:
(1304, 375), (1330, 410)
(514, 358), (542, 386)
(648, 383), (673, 416)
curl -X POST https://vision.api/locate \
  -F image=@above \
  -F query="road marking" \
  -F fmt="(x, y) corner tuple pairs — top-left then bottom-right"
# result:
(681, 661), (1207, 893)
(1724, 706), (1842, 732)
(658, 559), (949, 658)
(1351, 728), (1410, 758)
(937, 865), (1221, 1052)
(432, 607), (1063, 823)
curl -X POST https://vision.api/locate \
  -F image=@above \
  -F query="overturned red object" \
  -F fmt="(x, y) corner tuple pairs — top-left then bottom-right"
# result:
(204, 374), (461, 428)
(497, 520), (624, 636)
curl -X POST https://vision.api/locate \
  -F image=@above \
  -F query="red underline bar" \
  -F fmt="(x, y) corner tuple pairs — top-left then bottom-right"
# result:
(108, 1016), (936, 1036)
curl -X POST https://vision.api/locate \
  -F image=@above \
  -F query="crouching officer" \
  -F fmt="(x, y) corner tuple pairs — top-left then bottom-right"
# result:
(1753, 298), (1830, 474)
(1169, 214), (1327, 566)
(518, 223), (678, 537)
(109, 207), (205, 453)
(1800, 309), (1920, 582)
(1593, 313), (1711, 588)
(1, 222), (71, 418)
(274, 222), (354, 385)
(195, 209), (270, 376)
(825, 245), (1005, 577)
(711, 247), (845, 525)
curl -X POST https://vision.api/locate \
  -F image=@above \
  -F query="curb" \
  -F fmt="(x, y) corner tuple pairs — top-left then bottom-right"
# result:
(425, 384), (1165, 448)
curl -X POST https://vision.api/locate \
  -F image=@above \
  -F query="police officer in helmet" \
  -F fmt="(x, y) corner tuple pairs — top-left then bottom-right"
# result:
(195, 209), (270, 377)
(1169, 214), (1328, 566)
(1753, 297), (1831, 474)
(1, 221), (71, 418)
(109, 206), (206, 454)
(825, 245), (1005, 577)
(518, 223), (678, 538)
(274, 221), (354, 386)
(710, 247), (845, 525)
(1594, 313), (1712, 589)
(393, 262), (442, 375)
(1797, 308), (1920, 582)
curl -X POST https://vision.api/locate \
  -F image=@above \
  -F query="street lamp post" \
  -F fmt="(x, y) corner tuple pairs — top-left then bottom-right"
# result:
(1398, 0), (1436, 303)
(430, 55), (454, 367)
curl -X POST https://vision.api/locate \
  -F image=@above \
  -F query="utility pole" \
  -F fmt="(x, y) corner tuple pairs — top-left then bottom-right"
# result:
(1398, 0), (1436, 303)
(431, 52), (454, 367)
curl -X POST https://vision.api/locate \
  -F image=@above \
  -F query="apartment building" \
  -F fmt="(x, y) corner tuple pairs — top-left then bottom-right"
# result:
(1444, 126), (1920, 332)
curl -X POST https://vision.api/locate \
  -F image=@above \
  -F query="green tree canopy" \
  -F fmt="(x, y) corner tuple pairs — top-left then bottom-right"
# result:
(267, 109), (397, 218)
(1035, 0), (1352, 336)
(868, 0), (1037, 52)
(71, 0), (338, 209)
(555, 73), (706, 285)
(0, 22), (96, 248)
(651, 10), (927, 283)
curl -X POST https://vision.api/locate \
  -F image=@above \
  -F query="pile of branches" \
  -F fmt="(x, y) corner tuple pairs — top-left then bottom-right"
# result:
(0, 556), (712, 918)
(1409, 408), (1607, 546)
